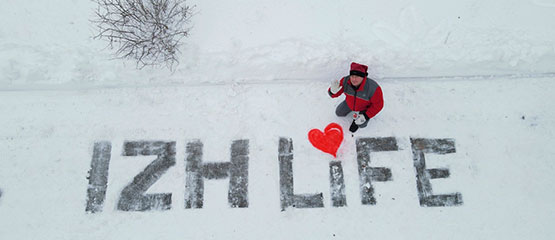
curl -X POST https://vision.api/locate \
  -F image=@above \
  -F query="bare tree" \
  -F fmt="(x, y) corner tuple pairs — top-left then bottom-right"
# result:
(92, 0), (193, 69)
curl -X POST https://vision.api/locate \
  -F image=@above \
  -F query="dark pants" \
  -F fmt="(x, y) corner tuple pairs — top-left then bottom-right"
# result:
(335, 101), (369, 128)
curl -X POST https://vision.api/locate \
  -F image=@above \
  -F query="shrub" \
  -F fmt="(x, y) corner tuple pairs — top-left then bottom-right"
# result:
(92, 0), (193, 69)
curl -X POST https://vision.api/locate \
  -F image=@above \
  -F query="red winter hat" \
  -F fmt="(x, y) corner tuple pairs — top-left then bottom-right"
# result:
(350, 62), (368, 77)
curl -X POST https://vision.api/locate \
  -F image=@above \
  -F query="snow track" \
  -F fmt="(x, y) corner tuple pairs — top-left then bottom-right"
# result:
(2, 71), (555, 92)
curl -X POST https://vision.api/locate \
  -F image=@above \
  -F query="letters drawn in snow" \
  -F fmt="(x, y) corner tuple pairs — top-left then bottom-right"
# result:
(86, 137), (464, 213)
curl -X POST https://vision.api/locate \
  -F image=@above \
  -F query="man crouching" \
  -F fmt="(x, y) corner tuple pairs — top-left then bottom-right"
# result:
(328, 62), (384, 132)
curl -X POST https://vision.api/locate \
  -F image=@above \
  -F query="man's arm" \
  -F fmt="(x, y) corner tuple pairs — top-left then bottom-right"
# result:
(363, 86), (384, 119)
(328, 78), (344, 98)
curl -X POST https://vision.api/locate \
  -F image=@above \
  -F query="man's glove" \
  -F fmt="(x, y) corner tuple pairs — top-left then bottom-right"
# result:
(353, 112), (369, 125)
(349, 112), (369, 133)
(330, 79), (342, 94)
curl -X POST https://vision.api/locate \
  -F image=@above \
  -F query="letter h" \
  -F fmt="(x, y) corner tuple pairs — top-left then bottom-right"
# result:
(184, 140), (249, 208)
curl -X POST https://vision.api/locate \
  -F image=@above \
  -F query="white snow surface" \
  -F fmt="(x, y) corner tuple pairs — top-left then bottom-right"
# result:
(1, 77), (554, 240)
(1, 0), (555, 240)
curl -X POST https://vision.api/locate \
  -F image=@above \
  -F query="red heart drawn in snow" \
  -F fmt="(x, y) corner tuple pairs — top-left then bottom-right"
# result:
(308, 123), (344, 157)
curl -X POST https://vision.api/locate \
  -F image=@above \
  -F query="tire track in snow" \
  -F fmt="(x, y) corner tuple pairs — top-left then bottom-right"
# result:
(1, 72), (555, 92)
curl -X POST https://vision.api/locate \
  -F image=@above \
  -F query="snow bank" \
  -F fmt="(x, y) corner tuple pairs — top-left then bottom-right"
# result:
(1, 0), (555, 89)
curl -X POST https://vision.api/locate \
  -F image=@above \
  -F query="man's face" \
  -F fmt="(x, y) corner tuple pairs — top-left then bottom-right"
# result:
(350, 75), (364, 86)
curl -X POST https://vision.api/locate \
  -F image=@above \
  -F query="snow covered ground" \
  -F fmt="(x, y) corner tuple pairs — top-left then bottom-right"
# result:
(1, 0), (555, 240)
(1, 76), (554, 239)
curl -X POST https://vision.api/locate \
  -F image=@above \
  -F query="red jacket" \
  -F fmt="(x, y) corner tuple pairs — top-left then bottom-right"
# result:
(328, 76), (384, 119)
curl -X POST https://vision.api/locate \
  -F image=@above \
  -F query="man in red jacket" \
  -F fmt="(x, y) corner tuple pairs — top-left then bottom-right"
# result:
(328, 62), (384, 132)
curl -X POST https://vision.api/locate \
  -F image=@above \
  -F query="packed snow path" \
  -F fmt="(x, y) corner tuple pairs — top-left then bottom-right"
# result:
(0, 76), (554, 240)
